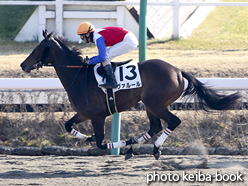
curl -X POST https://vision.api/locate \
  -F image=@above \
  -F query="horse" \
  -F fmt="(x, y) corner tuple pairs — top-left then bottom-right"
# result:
(21, 30), (241, 160)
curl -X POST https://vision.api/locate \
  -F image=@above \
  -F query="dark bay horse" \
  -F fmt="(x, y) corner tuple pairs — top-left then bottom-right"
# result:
(21, 30), (241, 160)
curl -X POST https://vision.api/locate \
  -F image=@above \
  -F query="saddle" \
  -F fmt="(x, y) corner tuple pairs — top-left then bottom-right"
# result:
(97, 59), (132, 78)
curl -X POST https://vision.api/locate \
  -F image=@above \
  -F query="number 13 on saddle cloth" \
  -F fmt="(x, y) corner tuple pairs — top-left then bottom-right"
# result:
(94, 61), (142, 93)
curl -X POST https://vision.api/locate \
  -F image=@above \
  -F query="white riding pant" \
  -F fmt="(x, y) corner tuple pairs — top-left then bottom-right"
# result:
(102, 32), (138, 66)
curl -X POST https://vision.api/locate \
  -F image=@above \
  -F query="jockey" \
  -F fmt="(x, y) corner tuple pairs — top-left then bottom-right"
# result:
(77, 21), (138, 89)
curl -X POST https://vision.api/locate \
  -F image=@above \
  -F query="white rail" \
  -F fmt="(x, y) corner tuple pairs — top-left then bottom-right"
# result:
(0, 78), (63, 90)
(0, 78), (248, 90)
(0, 78), (246, 106)
(0, 78), (247, 90)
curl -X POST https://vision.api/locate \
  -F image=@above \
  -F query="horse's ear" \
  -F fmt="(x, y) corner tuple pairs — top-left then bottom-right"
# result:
(47, 31), (54, 39)
(43, 29), (48, 38)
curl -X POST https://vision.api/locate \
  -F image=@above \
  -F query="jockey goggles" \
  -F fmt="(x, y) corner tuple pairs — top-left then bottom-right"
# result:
(78, 34), (91, 44)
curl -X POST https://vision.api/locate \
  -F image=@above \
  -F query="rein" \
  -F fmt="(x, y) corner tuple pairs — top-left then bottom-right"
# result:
(45, 64), (88, 105)
(44, 64), (84, 68)
(31, 38), (85, 70)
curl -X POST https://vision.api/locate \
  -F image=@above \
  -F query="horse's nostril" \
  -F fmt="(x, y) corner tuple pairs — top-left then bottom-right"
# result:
(21, 63), (26, 67)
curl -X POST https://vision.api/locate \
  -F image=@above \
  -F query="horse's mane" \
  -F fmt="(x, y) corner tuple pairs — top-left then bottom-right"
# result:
(52, 34), (86, 65)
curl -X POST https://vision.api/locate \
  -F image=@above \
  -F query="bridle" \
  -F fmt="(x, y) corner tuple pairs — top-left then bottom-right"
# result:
(30, 37), (54, 70)
(30, 37), (86, 70)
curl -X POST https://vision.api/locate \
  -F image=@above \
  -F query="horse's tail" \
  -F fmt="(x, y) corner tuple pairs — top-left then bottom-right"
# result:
(181, 71), (241, 111)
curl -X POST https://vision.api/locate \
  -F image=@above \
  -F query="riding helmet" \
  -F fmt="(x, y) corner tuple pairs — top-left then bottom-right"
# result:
(77, 22), (95, 35)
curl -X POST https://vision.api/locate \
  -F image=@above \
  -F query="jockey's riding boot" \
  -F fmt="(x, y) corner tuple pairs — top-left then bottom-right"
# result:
(99, 64), (117, 89)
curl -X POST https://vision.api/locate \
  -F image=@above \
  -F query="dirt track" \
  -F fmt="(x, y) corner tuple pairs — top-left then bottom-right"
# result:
(0, 154), (247, 186)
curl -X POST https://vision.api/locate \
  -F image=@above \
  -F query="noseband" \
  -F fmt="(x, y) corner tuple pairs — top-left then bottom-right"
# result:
(31, 38), (54, 70)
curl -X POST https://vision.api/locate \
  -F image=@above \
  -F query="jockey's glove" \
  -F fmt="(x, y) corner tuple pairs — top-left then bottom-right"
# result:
(84, 56), (90, 64)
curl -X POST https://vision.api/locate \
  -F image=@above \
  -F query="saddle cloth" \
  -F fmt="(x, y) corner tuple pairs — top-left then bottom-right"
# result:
(93, 61), (142, 93)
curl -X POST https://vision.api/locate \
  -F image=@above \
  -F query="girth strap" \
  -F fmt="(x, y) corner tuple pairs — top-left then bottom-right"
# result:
(106, 88), (118, 115)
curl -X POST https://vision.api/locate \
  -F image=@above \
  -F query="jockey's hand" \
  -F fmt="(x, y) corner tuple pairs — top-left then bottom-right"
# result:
(84, 56), (90, 64)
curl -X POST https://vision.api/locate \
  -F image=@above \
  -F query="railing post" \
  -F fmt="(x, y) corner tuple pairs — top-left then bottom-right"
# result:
(56, 0), (63, 36)
(172, 0), (180, 40)
(139, 0), (147, 62)
(111, 113), (121, 155)
(116, 6), (124, 27)
(38, 5), (46, 41)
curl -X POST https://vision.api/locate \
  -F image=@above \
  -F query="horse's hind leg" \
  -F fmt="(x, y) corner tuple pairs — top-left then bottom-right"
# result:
(125, 110), (163, 160)
(152, 109), (181, 160)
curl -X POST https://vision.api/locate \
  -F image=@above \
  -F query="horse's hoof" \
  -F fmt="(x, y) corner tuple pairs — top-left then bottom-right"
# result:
(130, 136), (139, 144)
(153, 145), (161, 160)
(85, 135), (96, 142)
(154, 151), (161, 160)
(125, 153), (134, 160)
(126, 136), (139, 146)
(91, 134), (96, 141)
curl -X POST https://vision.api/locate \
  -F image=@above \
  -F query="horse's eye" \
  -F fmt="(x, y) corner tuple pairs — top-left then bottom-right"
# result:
(36, 44), (43, 51)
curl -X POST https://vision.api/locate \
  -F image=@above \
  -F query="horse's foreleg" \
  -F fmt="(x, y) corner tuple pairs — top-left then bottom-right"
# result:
(71, 129), (89, 142)
(91, 116), (138, 150)
(91, 116), (107, 149)
(65, 113), (92, 142)
(106, 136), (138, 149)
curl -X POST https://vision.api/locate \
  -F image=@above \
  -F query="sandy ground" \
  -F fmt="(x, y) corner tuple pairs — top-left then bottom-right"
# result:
(0, 154), (247, 186)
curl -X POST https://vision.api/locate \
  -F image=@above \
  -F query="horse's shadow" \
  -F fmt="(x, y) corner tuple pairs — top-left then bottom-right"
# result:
(0, 168), (140, 180)
(0, 170), (94, 179)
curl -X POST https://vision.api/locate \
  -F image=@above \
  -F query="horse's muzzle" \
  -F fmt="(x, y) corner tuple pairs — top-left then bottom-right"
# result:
(20, 62), (33, 73)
